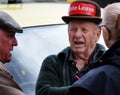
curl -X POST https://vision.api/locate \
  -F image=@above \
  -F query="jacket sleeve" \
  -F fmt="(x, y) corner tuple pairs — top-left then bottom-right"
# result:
(35, 55), (71, 95)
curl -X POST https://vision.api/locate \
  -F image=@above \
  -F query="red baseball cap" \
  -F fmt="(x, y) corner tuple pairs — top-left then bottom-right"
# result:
(62, 0), (102, 24)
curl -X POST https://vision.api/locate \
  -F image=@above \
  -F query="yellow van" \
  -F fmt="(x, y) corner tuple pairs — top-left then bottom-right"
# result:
(67, 0), (75, 2)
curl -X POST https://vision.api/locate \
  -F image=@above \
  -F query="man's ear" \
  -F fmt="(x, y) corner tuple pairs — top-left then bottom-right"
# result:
(102, 27), (111, 47)
(103, 27), (109, 40)
(97, 28), (101, 38)
(95, 28), (101, 42)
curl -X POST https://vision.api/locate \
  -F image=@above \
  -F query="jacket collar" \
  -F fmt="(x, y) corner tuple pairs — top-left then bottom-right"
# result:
(100, 40), (120, 68)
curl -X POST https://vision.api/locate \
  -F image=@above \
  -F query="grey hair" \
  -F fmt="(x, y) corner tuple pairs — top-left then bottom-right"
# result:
(102, 3), (120, 35)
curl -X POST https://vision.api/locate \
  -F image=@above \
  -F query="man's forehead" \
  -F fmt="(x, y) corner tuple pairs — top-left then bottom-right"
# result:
(69, 20), (97, 25)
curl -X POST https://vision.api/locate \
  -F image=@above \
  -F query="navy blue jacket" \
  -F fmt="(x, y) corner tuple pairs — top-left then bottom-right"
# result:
(71, 41), (120, 95)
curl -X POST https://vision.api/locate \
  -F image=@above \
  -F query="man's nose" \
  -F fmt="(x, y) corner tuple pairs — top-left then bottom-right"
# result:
(74, 30), (82, 38)
(12, 38), (18, 46)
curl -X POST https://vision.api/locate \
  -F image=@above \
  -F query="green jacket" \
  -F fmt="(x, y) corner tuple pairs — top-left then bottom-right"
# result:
(36, 43), (105, 95)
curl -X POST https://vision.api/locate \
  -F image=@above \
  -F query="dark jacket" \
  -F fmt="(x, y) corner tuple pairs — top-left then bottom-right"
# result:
(71, 41), (120, 95)
(36, 43), (105, 95)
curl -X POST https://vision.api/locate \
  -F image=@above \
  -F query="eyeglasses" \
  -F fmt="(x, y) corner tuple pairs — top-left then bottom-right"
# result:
(99, 25), (111, 33)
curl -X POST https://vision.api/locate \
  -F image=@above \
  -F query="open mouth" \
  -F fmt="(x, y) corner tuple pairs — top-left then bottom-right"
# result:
(75, 41), (84, 45)
(74, 41), (84, 48)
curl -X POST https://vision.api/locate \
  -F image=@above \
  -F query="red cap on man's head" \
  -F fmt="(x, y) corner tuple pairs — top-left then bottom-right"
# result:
(62, 0), (102, 24)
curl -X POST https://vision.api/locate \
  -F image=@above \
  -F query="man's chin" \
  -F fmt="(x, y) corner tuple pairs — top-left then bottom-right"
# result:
(72, 46), (84, 53)
(4, 58), (11, 63)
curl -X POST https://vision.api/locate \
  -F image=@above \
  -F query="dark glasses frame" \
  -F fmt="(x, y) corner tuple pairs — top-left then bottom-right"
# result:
(99, 25), (111, 33)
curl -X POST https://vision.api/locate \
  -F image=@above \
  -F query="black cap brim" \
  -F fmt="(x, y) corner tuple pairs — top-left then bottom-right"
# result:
(4, 24), (23, 33)
(62, 16), (102, 24)
(0, 18), (23, 33)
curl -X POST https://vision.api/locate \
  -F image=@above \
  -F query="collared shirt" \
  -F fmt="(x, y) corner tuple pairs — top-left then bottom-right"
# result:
(68, 44), (105, 83)
(68, 52), (89, 82)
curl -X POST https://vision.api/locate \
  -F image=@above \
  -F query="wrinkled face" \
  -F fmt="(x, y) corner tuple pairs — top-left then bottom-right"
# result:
(68, 20), (100, 55)
(0, 29), (18, 63)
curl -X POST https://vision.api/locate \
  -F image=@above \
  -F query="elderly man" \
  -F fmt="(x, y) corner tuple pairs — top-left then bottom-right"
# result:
(70, 2), (120, 95)
(36, 0), (105, 95)
(0, 11), (25, 95)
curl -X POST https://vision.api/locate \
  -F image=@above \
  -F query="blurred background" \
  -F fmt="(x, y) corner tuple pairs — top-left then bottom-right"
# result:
(0, 0), (119, 95)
